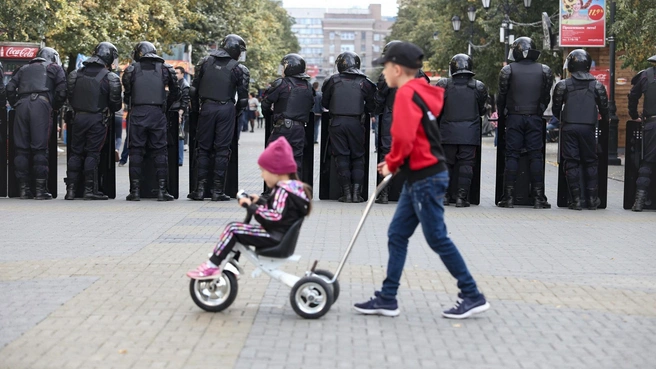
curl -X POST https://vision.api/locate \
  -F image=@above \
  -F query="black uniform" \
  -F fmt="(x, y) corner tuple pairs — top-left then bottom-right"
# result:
(628, 63), (656, 210)
(321, 70), (376, 195)
(122, 57), (179, 199)
(172, 76), (190, 135)
(66, 57), (122, 198)
(190, 48), (249, 199)
(497, 59), (554, 206)
(552, 72), (608, 209)
(0, 62), (5, 108)
(436, 75), (488, 206)
(6, 57), (66, 198)
(261, 75), (314, 178)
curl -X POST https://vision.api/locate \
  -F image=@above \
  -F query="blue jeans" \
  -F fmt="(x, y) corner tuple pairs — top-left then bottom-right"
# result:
(381, 170), (480, 299)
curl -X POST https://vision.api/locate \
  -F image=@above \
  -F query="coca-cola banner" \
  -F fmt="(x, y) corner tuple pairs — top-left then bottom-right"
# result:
(0, 46), (39, 59)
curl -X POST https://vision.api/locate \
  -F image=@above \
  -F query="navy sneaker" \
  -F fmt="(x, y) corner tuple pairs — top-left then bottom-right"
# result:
(353, 291), (400, 317)
(441, 293), (490, 319)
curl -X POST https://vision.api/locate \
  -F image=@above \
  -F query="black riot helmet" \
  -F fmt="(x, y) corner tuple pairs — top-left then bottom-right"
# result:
(509, 36), (540, 62)
(280, 53), (306, 76)
(648, 55), (656, 63)
(220, 34), (247, 61)
(449, 53), (475, 76)
(132, 41), (159, 61)
(565, 49), (592, 74)
(37, 47), (61, 66)
(93, 42), (119, 68)
(336, 51), (361, 73)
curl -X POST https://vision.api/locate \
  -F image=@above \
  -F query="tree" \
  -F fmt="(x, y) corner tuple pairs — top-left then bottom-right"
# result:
(613, 0), (656, 71)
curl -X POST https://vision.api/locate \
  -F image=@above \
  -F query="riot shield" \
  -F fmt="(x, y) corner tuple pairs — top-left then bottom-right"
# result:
(264, 113), (314, 191)
(376, 111), (404, 201)
(188, 109), (239, 199)
(0, 105), (7, 197)
(8, 109), (59, 198)
(141, 111), (179, 199)
(65, 112), (117, 199)
(623, 120), (656, 209)
(494, 116), (547, 206)
(557, 121), (608, 209)
(319, 113), (370, 200)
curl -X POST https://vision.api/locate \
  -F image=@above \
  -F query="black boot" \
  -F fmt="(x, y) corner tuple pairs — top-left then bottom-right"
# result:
(338, 185), (352, 203)
(352, 184), (364, 203)
(126, 179), (140, 201)
(18, 179), (34, 200)
(632, 189), (647, 212)
(211, 178), (230, 201)
(34, 179), (52, 200)
(65, 178), (76, 200)
(587, 188), (601, 210)
(157, 179), (174, 201)
(444, 192), (451, 206)
(84, 171), (108, 200)
(532, 185), (551, 209)
(455, 187), (470, 208)
(568, 187), (582, 210)
(187, 179), (207, 201)
(497, 186), (514, 208)
(375, 186), (389, 204)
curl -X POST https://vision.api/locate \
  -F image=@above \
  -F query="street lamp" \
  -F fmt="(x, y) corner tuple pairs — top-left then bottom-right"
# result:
(451, 15), (462, 32)
(467, 6), (477, 23)
(481, 0), (531, 62)
(433, 31), (439, 40)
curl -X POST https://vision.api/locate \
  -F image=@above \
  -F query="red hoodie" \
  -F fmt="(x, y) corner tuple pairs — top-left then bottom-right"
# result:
(385, 78), (447, 179)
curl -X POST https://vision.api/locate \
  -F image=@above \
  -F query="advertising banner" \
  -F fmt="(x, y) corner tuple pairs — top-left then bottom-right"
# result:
(559, 0), (606, 47)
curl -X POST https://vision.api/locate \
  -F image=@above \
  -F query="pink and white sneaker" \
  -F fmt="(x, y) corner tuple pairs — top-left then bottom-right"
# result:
(187, 262), (222, 280)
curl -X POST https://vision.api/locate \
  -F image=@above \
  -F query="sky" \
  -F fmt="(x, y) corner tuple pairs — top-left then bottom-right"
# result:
(282, 0), (399, 17)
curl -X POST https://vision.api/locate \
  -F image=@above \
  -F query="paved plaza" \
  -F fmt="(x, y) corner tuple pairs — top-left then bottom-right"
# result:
(0, 128), (655, 369)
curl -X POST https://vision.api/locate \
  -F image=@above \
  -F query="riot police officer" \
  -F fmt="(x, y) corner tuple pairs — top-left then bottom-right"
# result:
(261, 53), (314, 178)
(628, 54), (656, 211)
(6, 47), (66, 200)
(188, 34), (250, 201)
(373, 40), (430, 204)
(65, 42), (122, 200)
(436, 54), (488, 207)
(122, 41), (179, 201)
(552, 49), (608, 210)
(497, 37), (554, 209)
(322, 51), (376, 203)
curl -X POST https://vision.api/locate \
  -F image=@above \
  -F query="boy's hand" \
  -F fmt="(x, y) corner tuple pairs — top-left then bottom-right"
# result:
(378, 162), (391, 176)
(238, 197), (252, 207)
(250, 194), (260, 203)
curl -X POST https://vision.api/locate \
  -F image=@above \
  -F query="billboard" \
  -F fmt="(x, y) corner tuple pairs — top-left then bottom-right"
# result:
(559, 0), (606, 47)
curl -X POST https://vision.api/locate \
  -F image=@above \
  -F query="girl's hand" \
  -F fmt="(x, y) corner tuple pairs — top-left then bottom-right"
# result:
(250, 194), (260, 203)
(238, 197), (252, 207)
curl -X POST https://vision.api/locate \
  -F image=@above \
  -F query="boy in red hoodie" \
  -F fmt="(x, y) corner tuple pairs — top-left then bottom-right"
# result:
(354, 42), (489, 319)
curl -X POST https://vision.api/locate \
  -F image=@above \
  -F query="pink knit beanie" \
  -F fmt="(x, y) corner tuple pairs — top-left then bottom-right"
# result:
(258, 137), (297, 174)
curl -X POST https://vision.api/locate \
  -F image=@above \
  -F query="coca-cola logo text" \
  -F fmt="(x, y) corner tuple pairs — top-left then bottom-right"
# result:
(0, 46), (39, 59)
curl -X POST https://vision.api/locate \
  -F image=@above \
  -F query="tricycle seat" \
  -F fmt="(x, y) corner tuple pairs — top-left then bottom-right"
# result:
(256, 218), (304, 258)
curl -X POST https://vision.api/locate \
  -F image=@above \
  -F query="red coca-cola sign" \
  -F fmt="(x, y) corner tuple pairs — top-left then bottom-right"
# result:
(0, 46), (39, 59)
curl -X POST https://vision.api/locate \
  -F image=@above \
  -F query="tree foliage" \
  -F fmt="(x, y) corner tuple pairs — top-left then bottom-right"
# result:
(0, 0), (299, 86)
(389, 0), (562, 94)
(612, 0), (656, 71)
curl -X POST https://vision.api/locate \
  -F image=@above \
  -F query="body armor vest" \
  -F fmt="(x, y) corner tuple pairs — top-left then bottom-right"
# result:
(329, 75), (365, 116)
(70, 67), (109, 113)
(18, 62), (50, 95)
(562, 79), (597, 125)
(273, 77), (314, 122)
(198, 57), (238, 102)
(507, 62), (543, 115)
(440, 79), (481, 145)
(386, 88), (397, 111)
(644, 68), (656, 117)
(131, 62), (166, 106)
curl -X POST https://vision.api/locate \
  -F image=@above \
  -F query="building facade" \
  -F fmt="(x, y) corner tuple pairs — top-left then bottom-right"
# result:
(286, 5), (394, 81)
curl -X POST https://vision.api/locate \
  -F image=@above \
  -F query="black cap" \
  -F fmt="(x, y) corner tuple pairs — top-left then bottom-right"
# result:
(373, 41), (423, 69)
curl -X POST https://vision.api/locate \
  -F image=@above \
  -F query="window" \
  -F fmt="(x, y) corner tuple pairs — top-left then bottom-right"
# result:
(329, 56), (335, 63)
(373, 45), (380, 53)
(340, 32), (355, 40)
(361, 44), (366, 52)
(341, 44), (355, 52)
(373, 34), (380, 41)
(329, 32), (335, 40)
(361, 31), (367, 40)
(329, 45), (335, 53)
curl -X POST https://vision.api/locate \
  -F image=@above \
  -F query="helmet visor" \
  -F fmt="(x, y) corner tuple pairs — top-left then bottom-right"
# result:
(507, 49), (515, 62)
(277, 64), (284, 77)
(238, 51), (246, 62)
